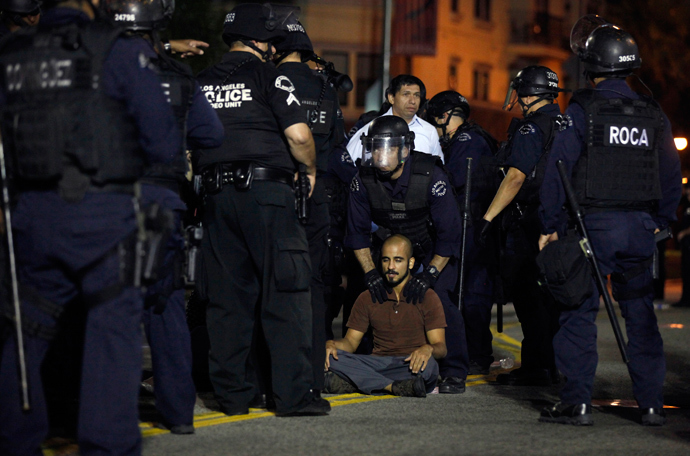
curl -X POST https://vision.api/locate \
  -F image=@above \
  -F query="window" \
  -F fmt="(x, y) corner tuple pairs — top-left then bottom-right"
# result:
(473, 67), (490, 101)
(474, 0), (491, 22)
(451, 0), (460, 13)
(321, 51), (350, 107)
(448, 57), (460, 90)
(356, 53), (382, 108)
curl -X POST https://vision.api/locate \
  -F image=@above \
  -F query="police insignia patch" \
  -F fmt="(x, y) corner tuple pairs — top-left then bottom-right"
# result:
(138, 52), (149, 69)
(519, 124), (536, 135)
(350, 177), (360, 193)
(457, 132), (471, 142)
(341, 150), (354, 165)
(275, 76), (300, 106)
(431, 180), (447, 197)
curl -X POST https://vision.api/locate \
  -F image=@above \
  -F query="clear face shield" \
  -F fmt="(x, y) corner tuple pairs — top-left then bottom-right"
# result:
(570, 14), (609, 56)
(361, 136), (410, 173)
(502, 81), (519, 111)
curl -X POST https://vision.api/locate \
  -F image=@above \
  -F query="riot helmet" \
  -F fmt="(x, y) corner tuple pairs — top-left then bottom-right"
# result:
(361, 116), (415, 180)
(101, 0), (174, 31)
(503, 65), (564, 114)
(0, 0), (40, 28)
(273, 16), (313, 63)
(222, 3), (298, 61)
(426, 90), (470, 146)
(581, 25), (641, 78)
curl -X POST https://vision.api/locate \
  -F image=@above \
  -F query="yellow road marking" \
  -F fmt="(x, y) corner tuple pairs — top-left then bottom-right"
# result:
(139, 393), (397, 437)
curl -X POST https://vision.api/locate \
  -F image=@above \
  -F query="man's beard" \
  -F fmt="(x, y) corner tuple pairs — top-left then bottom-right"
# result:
(385, 267), (410, 287)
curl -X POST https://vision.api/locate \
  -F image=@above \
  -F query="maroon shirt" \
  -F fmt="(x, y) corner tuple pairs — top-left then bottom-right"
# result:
(347, 289), (447, 357)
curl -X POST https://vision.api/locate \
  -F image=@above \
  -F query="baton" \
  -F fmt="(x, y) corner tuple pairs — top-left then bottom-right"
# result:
(458, 158), (472, 309)
(556, 160), (629, 364)
(0, 141), (30, 410)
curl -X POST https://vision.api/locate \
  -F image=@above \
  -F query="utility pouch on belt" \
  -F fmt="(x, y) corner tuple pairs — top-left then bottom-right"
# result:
(231, 161), (254, 190)
(536, 234), (593, 309)
(184, 224), (203, 285)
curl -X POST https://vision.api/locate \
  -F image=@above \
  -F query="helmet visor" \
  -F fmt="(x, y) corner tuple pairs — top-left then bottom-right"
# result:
(570, 14), (609, 55)
(362, 137), (408, 171)
(503, 83), (518, 111)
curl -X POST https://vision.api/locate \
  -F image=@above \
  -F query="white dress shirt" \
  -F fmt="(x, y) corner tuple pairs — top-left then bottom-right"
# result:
(346, 107), (444, 164)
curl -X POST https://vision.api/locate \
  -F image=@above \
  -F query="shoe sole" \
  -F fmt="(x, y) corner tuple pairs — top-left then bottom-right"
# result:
(539, 415), (593, 426)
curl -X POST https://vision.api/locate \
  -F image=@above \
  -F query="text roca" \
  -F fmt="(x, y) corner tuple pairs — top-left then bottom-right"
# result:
(606, 125), (652, 148)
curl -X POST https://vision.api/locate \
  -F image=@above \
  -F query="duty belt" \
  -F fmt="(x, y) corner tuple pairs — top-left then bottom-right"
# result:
(200, 162), (294, 194)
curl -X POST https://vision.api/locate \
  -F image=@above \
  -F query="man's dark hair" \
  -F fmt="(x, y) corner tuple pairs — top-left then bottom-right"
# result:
(385, 74), (426, 101)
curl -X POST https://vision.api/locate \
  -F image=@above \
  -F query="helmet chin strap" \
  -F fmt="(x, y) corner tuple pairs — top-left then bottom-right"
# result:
(518, 95), (547, 115)
(241, 39), (273, 62)
(375, 162), (403, 181)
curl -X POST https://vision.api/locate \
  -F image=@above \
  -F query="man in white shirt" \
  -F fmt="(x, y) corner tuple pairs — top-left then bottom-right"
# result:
(347, 74), (443, 163)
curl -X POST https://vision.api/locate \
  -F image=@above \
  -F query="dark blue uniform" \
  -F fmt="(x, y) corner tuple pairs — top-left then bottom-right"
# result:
(539, 79), (681, 408)
(346, 159), (469, 379)
(0, 7), (180, 456)
(140, 44), (224, 430)
(196, 52), (316, 416)
(443, 125), (496, 371)
(501, 103), (561, 379)
(277, 61), (344, 393)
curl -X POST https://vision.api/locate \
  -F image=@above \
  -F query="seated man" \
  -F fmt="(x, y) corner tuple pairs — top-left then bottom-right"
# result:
(324, 235), (447, 397)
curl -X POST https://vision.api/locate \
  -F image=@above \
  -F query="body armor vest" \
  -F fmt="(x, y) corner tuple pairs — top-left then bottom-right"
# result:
(143, 57), (195, 187)
(570, 89), (663, 211)
(0, 20), (144, 189)
(360, 152), (438, 258)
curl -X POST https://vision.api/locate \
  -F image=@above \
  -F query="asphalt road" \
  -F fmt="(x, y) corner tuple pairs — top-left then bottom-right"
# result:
(43, 280), (690, 455)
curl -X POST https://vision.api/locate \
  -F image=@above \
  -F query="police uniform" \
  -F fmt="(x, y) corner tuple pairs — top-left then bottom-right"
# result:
(500, 103), (562, 381)
(346, 152), (469, 380)
(196, 51), (315, 415)
(443, 123), (496, 372)
(277, 61), (344, 393)
(539, 78), (682, 410)
(139, 44), (224, 430)
(0, 7), (180, 456)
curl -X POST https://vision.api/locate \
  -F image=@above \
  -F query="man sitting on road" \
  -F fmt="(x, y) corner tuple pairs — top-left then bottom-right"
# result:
(324, 235), (447, 397)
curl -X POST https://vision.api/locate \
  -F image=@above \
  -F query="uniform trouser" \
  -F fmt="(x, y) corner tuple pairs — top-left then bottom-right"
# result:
(504, 227), (559, 372)
(555, 211), (664, 408)
(202, 181), (314, 415)
(329, 349), (438, 394)
(460, 223), (495, 368)
(304, 181), (330, 391)
(141, 185), (195, 427)
(0, 191), (143, 456)
(432, 258), (470, 379)
(679, 239), (690, 304)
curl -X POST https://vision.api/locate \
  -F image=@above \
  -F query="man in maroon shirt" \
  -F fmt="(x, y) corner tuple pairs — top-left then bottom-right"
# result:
(324, 235), (448, 397)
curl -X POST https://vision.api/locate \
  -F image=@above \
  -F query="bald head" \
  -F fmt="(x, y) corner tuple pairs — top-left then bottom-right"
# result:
(383, 234), (413, 259)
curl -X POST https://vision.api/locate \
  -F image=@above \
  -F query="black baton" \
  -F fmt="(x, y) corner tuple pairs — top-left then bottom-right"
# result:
(458, 157), (472, 309)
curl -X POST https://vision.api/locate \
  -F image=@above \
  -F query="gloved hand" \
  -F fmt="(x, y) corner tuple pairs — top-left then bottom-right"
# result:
(475, 218), (493, 249)
(364, 269), (392, 304)
(404, 265), (439, 304)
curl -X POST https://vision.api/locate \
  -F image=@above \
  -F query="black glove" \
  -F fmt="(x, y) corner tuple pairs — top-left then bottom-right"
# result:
(404, 265), (439, 304)
(364, 269), (391, 304)
(475, 218), (493, 249)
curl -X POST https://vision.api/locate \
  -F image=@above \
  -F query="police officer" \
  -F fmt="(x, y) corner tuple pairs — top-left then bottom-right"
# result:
(102, 0), (225, 434)
(195, 3), (330, 417)
(426, 90), (498, 375)
(0, 0), (40, 38)
(538, 19), (681, 426)
(273, 17), (345, 398)
(477, 65), (567, 386)
(0, 0), (180, 454)
(346, 115), (468, 393)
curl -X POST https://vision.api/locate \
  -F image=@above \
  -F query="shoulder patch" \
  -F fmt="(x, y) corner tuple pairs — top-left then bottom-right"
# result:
(275, 75), (300, 106)
(350, 177), (360, 193)
(431, 180), (447, 197)
(341, 149), (354, 165)
(519, 124), (536, 135)
(457, 132), (472, 142)
(555, 114), (573, 132)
